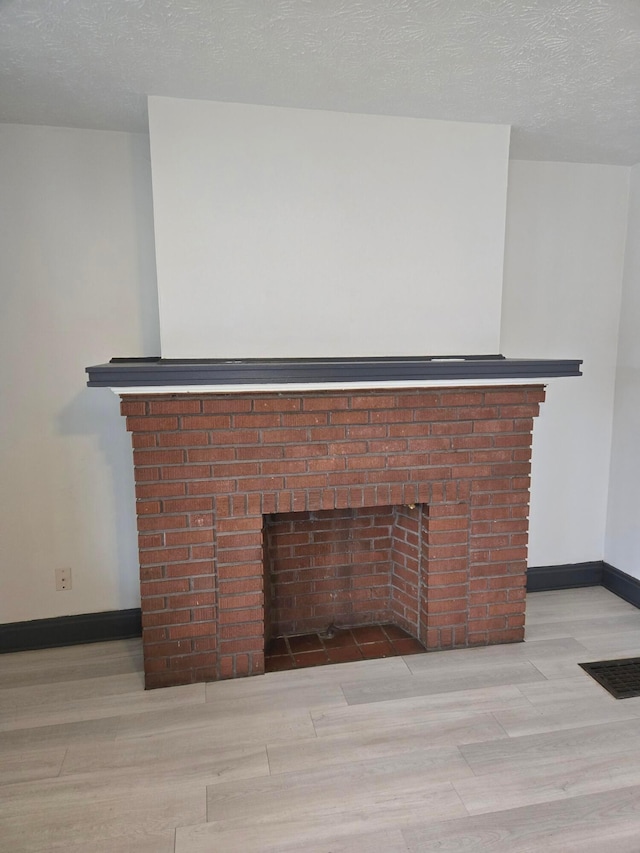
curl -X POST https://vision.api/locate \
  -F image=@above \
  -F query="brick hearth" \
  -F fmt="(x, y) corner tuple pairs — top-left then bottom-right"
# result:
(122, 385), (545, 688)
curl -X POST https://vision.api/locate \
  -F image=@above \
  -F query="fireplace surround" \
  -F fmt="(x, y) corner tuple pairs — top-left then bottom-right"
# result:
(87, 356), (581, 689)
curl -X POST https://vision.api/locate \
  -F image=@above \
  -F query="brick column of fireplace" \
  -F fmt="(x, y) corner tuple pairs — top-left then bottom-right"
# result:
(122, 385), (545, 688)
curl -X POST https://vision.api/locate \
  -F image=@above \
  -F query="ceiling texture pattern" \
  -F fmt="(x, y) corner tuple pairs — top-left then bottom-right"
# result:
(1, 0), (639, 164)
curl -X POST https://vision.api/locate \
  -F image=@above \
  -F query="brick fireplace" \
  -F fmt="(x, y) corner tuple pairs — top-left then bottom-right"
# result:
(121, 383), (545, 689)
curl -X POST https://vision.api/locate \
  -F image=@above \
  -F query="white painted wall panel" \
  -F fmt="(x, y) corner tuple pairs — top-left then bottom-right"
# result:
(0, 124), (159, 622)
(148, 97), (510, 359)
(606, 164), (640, 578)
(501, 160), (628, 568)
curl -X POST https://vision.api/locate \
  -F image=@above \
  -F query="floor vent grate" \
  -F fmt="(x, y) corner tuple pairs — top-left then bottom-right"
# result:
(579, 657), (640, 699)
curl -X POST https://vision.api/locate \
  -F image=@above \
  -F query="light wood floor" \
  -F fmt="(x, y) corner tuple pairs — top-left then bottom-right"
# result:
(3, 587), (640, 852)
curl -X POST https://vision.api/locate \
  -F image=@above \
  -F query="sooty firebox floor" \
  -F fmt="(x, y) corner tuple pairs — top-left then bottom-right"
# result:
(264, 623), (426, 672)
(579, 657), (640, 699)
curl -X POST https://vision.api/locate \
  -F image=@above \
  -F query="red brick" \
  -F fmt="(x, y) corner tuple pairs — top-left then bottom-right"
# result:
(307, 457), (346, 473)
(284, 444), (329, 462)
(202, 397), (252, 413)
(428, 599), (468, 614)
(132, 434), (157, 448)
(430, 421), (472, 436)
(127, 416), (178, 432)
(219, 607), (262, 624)
(142, 609), (191, 627)
(493, 433), (531, 448)
(220, 593), (263, 609)
(425, 584), (468, 600)
(138, 514), (187, 531)
(470, 478), (512, 493)
(427, 612), (467, 627)
(216, 517), (262, 532)
(141, 578), (190, 596)
(187, 479), (235, 496)
(346, 455), (385, 470)
(490, 462), (531, 477)
(191, 545), (215, 559)
(456, 406), (500, 421)
(144, 640), (193, 658)
(139, 547), (189, 566)
(473, 419), (515, 434)
(168, 623), (216, 640)
(181, 415), (232, 430)
(121, 399), (147, 416)
(217, 531), (263, 548)
(220, 623), (263, 639)
(328, 441), (367, 455)
(282, 413), (328, 427)
(261, 428), (307, 444)
(141, 596), (166, 612)
(302, 396), (350, 411)
(165, 530), (213, 546)
(190, 607), (216, 622)
(138, 533), (163, 549)
(167, 592), (216, 609)
(136, 482), (185, 499)
(484, 390), (529, 405)
(134, 449), (185, 466)
(122, 386), (546, 685)
(189, 513), (214, 528)
(140, 566), (164, 581)
(253, 397), (300, 412)
(143, 627), (168, 643)
(330, 411), (369, 425)
(238, 476), (284, 492)
(137, 500), (161, 515)
(370, 409), (413, 424)
(158, 431), (209, 447)
(396, 392), (441, 408)
(440, 392), (485, 407)
(194, 637), (217, 651)
(499, 405), (540, 418)
(219, 637), (263, 654)
(526, 387), (546, 403)
(143, 658), (170, 674)
(162, 497), (213, 513)
(148, 399), (202, 415)
(187, 449), (242, 463)
(216, 546), (262, 564)
(161, 464), (211, 481)
(308, 427), (347, 442)
(134, 467), (160, 482)
(219, 578), (263, 594)
(234, 414), (283, 427)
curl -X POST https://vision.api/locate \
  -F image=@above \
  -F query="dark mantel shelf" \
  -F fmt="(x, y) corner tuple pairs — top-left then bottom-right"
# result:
(86, 355), (582, 388)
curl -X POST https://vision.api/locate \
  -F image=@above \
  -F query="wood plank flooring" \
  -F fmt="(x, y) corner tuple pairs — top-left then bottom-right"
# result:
(2, 586), (640, 851)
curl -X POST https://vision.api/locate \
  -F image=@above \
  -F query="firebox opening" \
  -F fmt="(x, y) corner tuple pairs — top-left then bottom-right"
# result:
(262, 505), (428, 668)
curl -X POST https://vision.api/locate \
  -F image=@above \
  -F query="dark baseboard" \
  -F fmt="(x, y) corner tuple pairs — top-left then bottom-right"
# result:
(527, 561), (640, 610)
(0, 609), (142, 654)
(601, 563), (640, 609)
(526, 561), (604, 592)
(3, 562), (639, 654)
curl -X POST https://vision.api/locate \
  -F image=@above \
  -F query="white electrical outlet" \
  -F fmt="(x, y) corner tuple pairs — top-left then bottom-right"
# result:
(55, 568), (72, 591)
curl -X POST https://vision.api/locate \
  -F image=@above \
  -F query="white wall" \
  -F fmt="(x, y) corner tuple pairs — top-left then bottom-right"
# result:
(148, 97), (510, 359)
(0, 124), (159, 623)
(1, 118), (634, 629)
(501, 160), (629, 568)
(606, 164), (640, 578)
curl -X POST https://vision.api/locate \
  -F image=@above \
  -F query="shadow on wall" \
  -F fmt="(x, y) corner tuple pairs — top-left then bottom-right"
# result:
(58, 385), (139, 612)
(127, 132), (161, 357)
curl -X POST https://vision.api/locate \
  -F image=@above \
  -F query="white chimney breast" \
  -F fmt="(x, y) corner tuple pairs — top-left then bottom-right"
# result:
(148, 96), (510, 359)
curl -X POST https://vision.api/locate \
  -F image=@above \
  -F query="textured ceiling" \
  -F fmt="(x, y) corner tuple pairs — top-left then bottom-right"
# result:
(1, 0), (639, 164)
